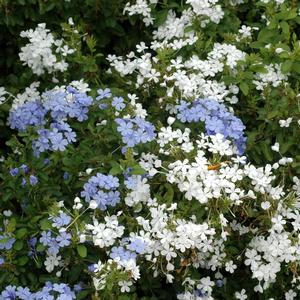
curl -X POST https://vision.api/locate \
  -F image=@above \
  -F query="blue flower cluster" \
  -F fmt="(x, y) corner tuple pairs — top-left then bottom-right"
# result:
(9, 164), (38, 187)
(50, 212), (72, 228)
(110, 246), (137, 262)
(81, 173), (120, 210)
(39, 212), (72, 255)
(115, 117), (156, 148)
(176, 98), (246, 154)
(8, 87), (93, 156)
(40, 230), (72, 255)
(109, 237), (146, 265)
(8, 101), (46, 132)
(1, 282), (79, 299)
(43, 87), (92, 122)
(32, 122), (77, 155)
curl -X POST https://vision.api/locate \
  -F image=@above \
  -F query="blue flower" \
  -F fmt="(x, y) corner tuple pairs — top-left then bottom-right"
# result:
(0, 256), (4, 265)
(19, 164), (29, 174)
(43, 158), (50, 166)
(1, 285), (17, 299)
(73, 284), (83, 293)
(0, 234), (15, 250)
(128, 237), (146, 254)
(51, 212), (71, 228)
(110, 246), (137, 262)
(8, 101), (46, 132)
(88, 264), (97, 272)
(216, 279), (224, 288)
(16, 287), (32, 299)
(29, 175), (38, 186)
(9, 168), (19, 177)
(40, 231), (52, 246)
(112, 96), (125, 111)
(56, 232), (71, 247)
(96, 88), (112, 100)
(63, 172), (70, 180)
(49, 130), (68, 151)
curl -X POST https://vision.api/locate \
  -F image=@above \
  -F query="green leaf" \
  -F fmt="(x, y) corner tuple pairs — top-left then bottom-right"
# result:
(77, 244), (87, 258)
(239, 82), (249, 96)
(15, 228), (27, 239)
(131, 166), (147, 175)
(17, 256), (29, 266)
(281, 60), (293, 73)
(109, 164), (123, 175)
(13, 240), (24, 251)
(292, 62), (300, 74)
(36, 243), (46, 252)
(39, 218), (52, 231)
(154, 10), (169, 27)
(280, 21), (289, 36)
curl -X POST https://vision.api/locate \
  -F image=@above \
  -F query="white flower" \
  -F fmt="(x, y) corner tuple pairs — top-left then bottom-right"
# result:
(0, 87), (6, 104)
(3, 210), (12, 217)
(44, 255), (61, 272)
(235, 289), (247, 300)
(118, 281), (133, 293)
(89, 200), (98, 209)
(279, 117), (293, 127)
(285, 289), (297, 300)
(261, 201), (271, 210)
(225, 260), (237, 273)
(271, 142), (280, 152)
(239, 25), (252, 38)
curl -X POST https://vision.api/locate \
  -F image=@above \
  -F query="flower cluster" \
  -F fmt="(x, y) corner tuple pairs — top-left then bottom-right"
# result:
(176, 98), (246, 154)
(115, 117), (156, 148)
(1, 282), (78, 299)
(9, 164), (38, 187)
(19, 23), (74, 75)
(8, 86), (93, 156)
(2, 0), (300, 298)
(81, 173), (120, 210)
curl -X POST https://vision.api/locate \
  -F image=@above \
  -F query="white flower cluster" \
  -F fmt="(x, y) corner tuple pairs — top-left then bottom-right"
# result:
(0, 87), (7, 105)
(123, 0), (158, 26)
(186, 0), (224, 25)
(85, 215), (125, 248)
(19, 23), (75, 75)
(253, 63), (288, 91)
(109, 41), (245, 103)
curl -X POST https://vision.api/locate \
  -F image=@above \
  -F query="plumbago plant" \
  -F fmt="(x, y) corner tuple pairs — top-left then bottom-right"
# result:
(110, 0), (300, 170)
(1, 1), (300, 300)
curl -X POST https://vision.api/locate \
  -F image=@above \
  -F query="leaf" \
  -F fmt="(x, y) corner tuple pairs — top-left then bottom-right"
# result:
(109, 164), (123, 175)
(239, 82), (249, 96)
(36, 243), (46, 252)
(267, 111), (278, 119)
(292, 62), (300, 74)
(15, 228), (27, 239)
(257, 28), (277, 43)
(261, 142), (273, 162)
(77, 244), (87, 258)
(13, 240), (24, 251)
(164, 184), (174, 203)
(280, 21), (289, 36)
(39, 218), (52, 231)
(131, 166), (147, 175)
(154, 10), (169, 27)
(17, 256), (29, 266)
(281, 60), (293, 73)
